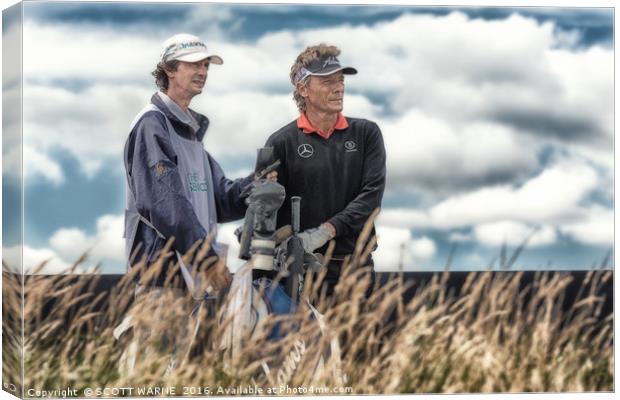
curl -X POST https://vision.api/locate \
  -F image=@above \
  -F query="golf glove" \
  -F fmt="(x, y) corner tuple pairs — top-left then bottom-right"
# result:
(298, 223), (335, 253)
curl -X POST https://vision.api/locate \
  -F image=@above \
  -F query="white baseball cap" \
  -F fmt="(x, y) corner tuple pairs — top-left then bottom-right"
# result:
(160, 33), (223, 64)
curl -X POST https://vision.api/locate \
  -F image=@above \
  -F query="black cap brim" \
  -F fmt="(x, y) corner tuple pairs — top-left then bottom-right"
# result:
(311, 65), (358, 76)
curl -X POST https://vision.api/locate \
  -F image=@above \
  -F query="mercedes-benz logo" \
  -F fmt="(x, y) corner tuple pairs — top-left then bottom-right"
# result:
(298, 143), (314, 158)
(344, 140), (357, 151)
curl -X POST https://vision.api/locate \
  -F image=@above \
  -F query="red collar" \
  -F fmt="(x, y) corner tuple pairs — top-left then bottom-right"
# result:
(297, 112), (348, 139)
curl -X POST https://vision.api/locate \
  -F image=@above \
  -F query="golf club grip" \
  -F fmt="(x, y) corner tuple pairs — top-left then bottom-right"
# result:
(291, 196), (301, 234)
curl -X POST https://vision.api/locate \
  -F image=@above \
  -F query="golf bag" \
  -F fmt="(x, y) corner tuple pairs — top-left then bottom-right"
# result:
(219, 148), (344, 387)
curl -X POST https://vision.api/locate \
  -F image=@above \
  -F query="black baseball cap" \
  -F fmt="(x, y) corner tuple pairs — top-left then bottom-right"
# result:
(294, 55), (357, 83)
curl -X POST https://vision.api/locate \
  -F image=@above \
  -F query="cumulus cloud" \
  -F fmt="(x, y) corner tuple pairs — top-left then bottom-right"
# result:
(378, 158), (600, 229)
(49, 214), (125, 264)
(23, 246), (80, 274)
(286, 11), (612, 192)
(3, 214), (125, 275)
(285, 11), (610, 133)
(49, 228), (90, 261)
(429, 159), (598, 227)
(91, 215), (126, 261)
(473, 221), (557, 247)
(23, 21), (156, 83)
(384, 110), (538, 193)
(23, 84), (152, 177)
(20, 10), (612, 204)
(373, 226), (436, 271)
(23, 145), (65, 185)
(184, 4), (237, 35)
(5, 143), (65, 187)
(411, 236), (437, 260)
(560, 206), (613, 246)
(3, 245), (83, 275)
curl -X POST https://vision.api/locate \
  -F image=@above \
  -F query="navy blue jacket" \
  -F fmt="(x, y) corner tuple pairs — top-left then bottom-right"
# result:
(124, 93), (252, 274)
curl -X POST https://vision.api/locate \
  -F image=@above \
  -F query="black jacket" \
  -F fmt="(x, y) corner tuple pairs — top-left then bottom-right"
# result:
(265, 117), (386, 256)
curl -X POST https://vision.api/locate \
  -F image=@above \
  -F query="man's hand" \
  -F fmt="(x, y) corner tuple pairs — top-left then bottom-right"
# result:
(254, 170), (278, 182)
(265, 170), (277, 182)
(297, 223), (336, 253)
(204, 258), (232, 292)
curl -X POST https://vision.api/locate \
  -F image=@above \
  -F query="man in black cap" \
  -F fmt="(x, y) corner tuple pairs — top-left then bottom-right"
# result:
(264, 44), (386, 298)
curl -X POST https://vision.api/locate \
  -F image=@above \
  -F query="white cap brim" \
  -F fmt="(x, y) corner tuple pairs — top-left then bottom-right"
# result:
(174, 53), (224, 64)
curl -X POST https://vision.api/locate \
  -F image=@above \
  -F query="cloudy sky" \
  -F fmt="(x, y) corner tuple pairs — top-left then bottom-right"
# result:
(1, 1), (614, 274)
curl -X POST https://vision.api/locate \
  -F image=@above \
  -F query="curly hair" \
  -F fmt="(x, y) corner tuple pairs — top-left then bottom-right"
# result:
(289, 44), (341, 113)
(151, 60), (180, 92)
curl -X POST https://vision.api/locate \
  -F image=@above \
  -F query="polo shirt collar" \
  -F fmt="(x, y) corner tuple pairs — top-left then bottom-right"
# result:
(157, 91), (201, 134)
(297, 112), (348, 139)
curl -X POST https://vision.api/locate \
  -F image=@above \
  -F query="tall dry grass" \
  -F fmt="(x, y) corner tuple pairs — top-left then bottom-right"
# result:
(1, 225), (614, 396)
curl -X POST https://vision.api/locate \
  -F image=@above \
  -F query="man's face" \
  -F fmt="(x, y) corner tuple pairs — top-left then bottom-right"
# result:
(300, 71), (345, 114)
(167, 59), (210, 98)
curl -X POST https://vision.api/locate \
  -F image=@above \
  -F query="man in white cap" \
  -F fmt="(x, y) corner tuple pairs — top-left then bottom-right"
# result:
(123, 33), (275, 296)
(120, 34), (281, 374)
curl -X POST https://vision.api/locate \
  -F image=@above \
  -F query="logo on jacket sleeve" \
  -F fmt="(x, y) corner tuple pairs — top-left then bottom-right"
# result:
(297, 143), (314, 158)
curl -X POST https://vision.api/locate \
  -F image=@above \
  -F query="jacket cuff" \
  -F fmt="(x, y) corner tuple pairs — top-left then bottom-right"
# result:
(327, 217), (343, 238)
